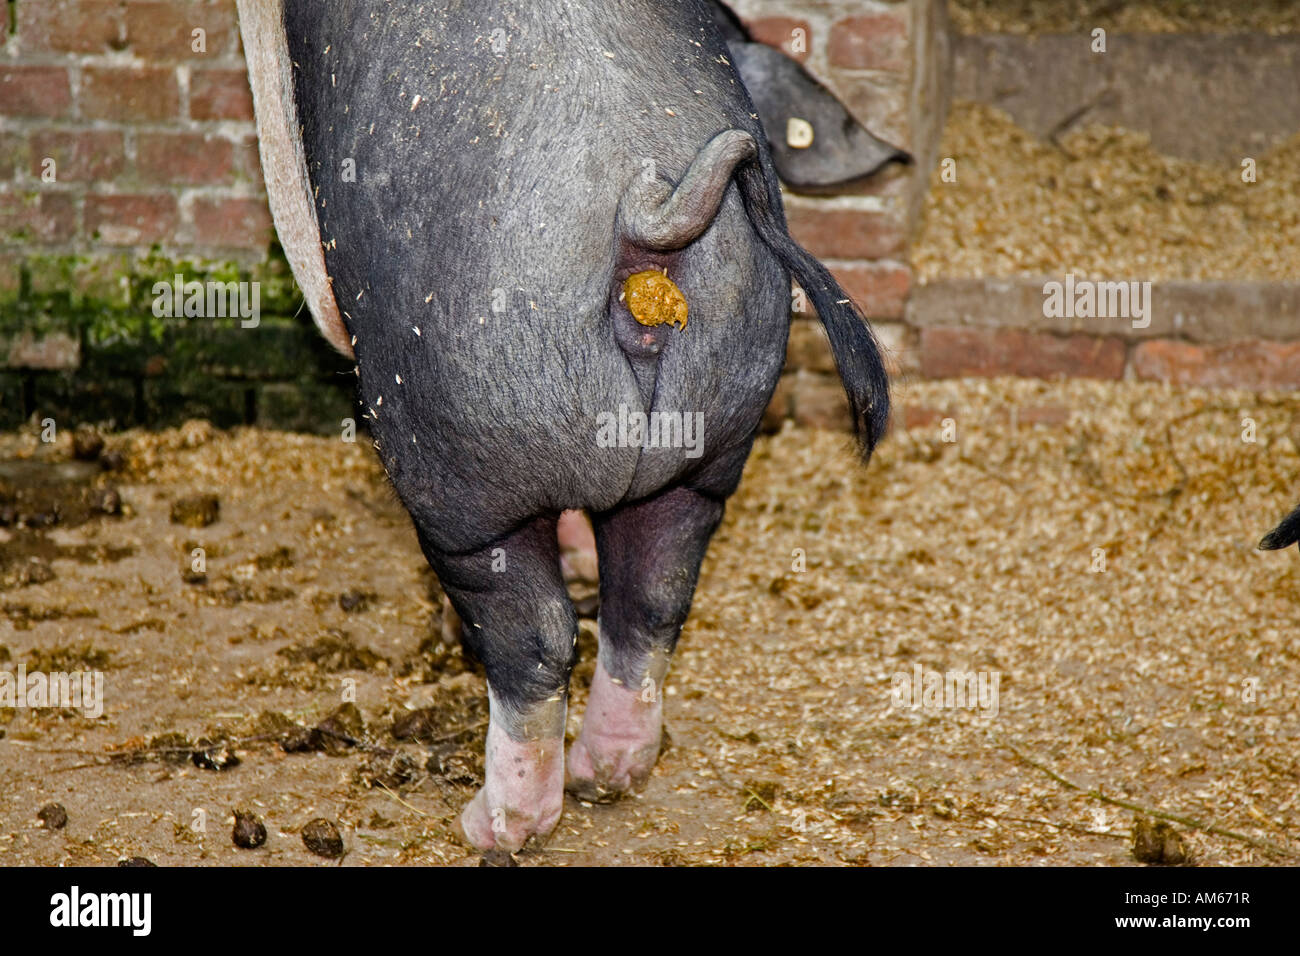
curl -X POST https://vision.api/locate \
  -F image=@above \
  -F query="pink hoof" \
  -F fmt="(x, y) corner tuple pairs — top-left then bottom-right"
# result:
(459, 698), (566, 852)
(566, 656), (665, 803)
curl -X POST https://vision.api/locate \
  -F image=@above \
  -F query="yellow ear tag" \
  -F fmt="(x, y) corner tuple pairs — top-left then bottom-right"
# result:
(623, 270), (688, 331)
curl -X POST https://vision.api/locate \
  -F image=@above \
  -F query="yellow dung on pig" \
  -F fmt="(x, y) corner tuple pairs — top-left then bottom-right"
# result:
(622, 270), (688, 331)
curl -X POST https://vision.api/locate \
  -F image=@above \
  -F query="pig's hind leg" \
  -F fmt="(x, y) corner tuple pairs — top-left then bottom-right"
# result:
(567, 486), (723, 802)
(419, 516), (578, 851)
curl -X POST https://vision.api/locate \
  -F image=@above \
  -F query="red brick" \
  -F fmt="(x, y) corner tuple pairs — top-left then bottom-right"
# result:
(901, 405), (946, 430)
(762, 374), (794, 433)
(1015, 405), (1071, 427)
(871, 321), (914, 378)
(785, 320), (837, 375)
(832, 261), (912, 320)
(790, 372), (852, 431)
(30, 130), (126, 183)
(125, 1), (238, 61)
(136, 132), (235, 185)
(920, 328), (1127, 381)
(747, 18), (812, 63)
(190, 196), (272, 250)
(0, 191), (78, 243)
(86, 194), (179, 246)
(0, 67), (74, 118)
(81, 66), (181, 122)
(190, 68), (254, 120)
(786, 205), (906, 260)
(1133, 339), (1300, 390)
(17, 1), (128, 54)
(829, 13), (910, 73)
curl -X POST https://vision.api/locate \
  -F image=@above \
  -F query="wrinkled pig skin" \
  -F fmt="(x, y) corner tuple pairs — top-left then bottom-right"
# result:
(251, 0), (891, 852)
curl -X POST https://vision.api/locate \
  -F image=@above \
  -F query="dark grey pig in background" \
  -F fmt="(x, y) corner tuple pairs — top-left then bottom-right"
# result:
(238, 0), (890, 852)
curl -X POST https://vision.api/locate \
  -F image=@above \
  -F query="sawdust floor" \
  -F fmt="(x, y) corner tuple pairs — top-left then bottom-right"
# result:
(1, 377), (1298, 867)
(912, 102), (1300, 283)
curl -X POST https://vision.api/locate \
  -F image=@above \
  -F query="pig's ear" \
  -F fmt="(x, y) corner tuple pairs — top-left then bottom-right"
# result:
(727, 41), (911, 193)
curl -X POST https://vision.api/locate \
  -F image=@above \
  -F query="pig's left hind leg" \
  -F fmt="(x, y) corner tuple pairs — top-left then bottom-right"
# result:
(567, 486), (723, 802)
(419, 516), (578, 852)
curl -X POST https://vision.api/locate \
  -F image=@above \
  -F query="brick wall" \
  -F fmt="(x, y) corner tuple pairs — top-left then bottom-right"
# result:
(0, 0), (352, 432)
(0, 0), (268, 273)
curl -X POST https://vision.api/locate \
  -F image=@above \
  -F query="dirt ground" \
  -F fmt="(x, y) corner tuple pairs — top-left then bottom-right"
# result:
(1, 377), (1298, 867)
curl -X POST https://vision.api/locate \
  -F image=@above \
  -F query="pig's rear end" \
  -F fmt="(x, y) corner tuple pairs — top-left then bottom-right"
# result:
(255, 0), (888, 851)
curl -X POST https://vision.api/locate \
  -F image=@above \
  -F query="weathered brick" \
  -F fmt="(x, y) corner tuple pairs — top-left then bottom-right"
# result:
(786, 316), (912, 379)
(920, 328), (1127, 380)
(141, 378), (250, 428)
(829, 12), (911, 73)
(871, 320), (915, 378)
(189, 197), (273, 250)
(785, 320), (837, 375)
(1012, 404), (1071, 428)
(761, 373), (794, 433)
(27, 372), (140, 429)
(832, 261), (912, 320)
(257, 380), (356, 434)
(125, 0), (238, 61)
(786, 205), (906, 260)
(0, 374), (25, 428)
(0, 67), (74, 118)
(190, 68), (255, 120)
(901, 405), (947, 430)
(1133, 339), (1300, 390)
(790, 371), (852, 431)
(86, 194), (179, 246)
(0, 253), (22, 297)
(30, 130), (127, 183)
(747, 17), (812, 63)
(0, 192), (78, 243)
(4, 332), (81, 371)
(17, 1), (128, 54)
(71, 254), (134, 304)
(80, 66), (180, 122)
(136, 131), (236, 185)
(0, 132), (32, 182)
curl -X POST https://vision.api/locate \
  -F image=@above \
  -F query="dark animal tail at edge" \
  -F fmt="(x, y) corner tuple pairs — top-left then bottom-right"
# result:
(1259, 503), (1300, 551)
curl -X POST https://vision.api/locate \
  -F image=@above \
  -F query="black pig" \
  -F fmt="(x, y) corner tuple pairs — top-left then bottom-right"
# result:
(239, 0), (890, 852)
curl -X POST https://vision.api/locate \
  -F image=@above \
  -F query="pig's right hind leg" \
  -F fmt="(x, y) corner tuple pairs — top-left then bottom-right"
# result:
(567, 486), (723, 802)
(418, 517), (578, 852)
